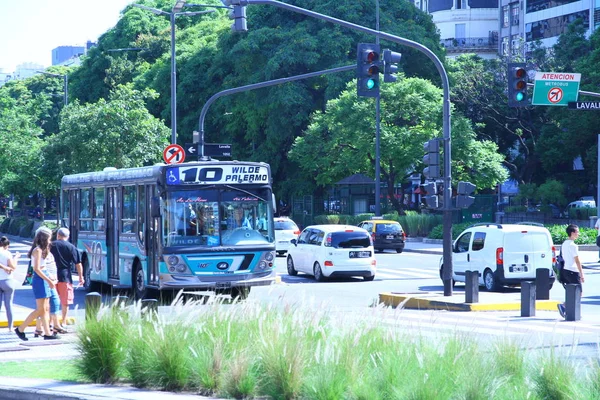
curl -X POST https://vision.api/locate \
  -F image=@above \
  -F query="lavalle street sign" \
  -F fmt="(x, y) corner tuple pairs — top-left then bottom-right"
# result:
(532, 72), (581, 106)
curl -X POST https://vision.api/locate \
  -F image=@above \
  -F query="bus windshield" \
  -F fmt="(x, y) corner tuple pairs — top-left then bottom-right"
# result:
(162, 187), (274, 248)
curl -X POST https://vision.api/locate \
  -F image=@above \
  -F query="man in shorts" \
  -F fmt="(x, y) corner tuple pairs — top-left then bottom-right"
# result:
(51, 228), (84, 326)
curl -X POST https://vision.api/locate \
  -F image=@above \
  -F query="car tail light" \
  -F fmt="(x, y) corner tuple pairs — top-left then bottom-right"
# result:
(371, 232), (376, 243)
(552, 245), (556, 263)
(371, 259), (376, 266)
(496, 247), (503, 265)
(324, 233), (332, 247)
(402, 232), (406, 240)
(324, 261), (333, 267)
(294, 230), (301, 235)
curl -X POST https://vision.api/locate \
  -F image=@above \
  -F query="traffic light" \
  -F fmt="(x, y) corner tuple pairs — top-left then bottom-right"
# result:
(357, 43), (381, 98)
(422, 182), (439, 209)
(221, 0), (247, 32)
(382, 49), (401, 83)
(456, 181), (476, 208)
(423, 139), (440, 180)
(508, 62), (528, 107)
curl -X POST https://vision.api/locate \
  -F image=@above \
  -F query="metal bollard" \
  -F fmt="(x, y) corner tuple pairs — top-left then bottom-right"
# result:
(85, 292), (102, 321)
(565, 284), (581, 321)
(465, 270), (479, 303)
(521, 281), (536, 317)
(141, 299), (158, 317)
(535, 268), (550, 300)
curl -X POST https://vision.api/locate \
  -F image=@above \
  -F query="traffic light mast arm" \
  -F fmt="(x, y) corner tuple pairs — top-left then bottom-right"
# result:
(198, 64), (354, 155)
(235, 0), (454, 296)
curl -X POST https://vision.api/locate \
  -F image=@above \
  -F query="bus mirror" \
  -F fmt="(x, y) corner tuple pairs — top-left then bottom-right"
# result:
(151, 197), (161, 218)
(272, 194), (277, 213)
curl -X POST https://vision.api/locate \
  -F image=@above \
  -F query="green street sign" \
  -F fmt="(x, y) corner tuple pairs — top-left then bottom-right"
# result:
(532, 72), (581, 106)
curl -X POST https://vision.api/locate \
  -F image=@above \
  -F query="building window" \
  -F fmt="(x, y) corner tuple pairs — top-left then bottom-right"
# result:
(511, 35), (521, 55)
(502, 37), (509, 56)
(503, 6), (510, 28)
(511, 4), (519, 25)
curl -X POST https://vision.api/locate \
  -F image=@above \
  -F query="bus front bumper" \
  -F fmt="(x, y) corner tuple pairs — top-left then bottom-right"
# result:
(158, 269), (277, 290)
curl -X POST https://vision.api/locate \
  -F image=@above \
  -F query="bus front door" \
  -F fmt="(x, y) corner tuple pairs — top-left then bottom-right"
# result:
(106, 187), (120, 280)
(146, 185), (160, 287)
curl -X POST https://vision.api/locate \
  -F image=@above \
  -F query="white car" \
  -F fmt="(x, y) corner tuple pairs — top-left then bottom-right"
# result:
(286, 225), (376, 281)
(440, 223), (556, 291)
(274, 217), (300, 256)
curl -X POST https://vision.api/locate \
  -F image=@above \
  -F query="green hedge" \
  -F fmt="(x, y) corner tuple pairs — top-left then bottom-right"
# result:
(312, 212), (442, 237)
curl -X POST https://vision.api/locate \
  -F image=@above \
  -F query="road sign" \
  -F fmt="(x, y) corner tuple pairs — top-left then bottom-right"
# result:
(532, 71), (581, 106)
(184, 143), (198, 159)
(568, 102), (600, 110)
(204, 143), (232, 157)
(163, 144), (185, 164)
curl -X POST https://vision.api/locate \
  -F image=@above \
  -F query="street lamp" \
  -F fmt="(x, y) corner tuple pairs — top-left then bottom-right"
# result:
(132, 2), (215, 145)
(37, 71), (68, 106)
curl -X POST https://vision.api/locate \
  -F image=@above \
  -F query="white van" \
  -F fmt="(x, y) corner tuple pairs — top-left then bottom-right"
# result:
(439, 223), (556, 291)
(566, 197), (595, 211)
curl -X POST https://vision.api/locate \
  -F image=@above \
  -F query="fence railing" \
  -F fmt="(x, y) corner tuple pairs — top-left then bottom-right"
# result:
(442, 37), (498, 51)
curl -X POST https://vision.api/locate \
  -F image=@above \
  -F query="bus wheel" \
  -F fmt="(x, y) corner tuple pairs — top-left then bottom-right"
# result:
(82, 257), (100, 293)
(133, 262), (147, 300)
(230, 287), (250, 301)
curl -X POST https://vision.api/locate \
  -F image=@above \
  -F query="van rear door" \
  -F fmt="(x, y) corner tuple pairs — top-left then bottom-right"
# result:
(503, 230), (551, 278)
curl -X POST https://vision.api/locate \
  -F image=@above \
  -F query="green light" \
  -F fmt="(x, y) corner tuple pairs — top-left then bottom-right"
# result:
(516, 92), (524, 102)
(366, 79), (376, 89)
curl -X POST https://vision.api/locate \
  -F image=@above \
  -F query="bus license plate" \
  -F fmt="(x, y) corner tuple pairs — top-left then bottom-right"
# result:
(215, 282), (232, 289)
(350, 251), (371, 258)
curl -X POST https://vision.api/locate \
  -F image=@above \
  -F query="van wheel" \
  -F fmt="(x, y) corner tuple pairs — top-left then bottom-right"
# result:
(364, 274), (375, 281)
(439, 265), (455, 287)
(396, 248), (403, 254)
(484, 269), (499, 291)
(314, 262), (325, 282)
(287, 256), (298, 276)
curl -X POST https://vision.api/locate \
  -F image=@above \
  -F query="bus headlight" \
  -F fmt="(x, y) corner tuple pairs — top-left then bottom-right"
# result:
(265, 251), (275, 262)
(258, 260), (268, 270)
(176, 264), (187, 273)
(166, 256), (179, 265)
(169, 266), (176, 273)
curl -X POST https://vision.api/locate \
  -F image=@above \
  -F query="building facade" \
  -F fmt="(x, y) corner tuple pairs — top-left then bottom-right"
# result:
(52, 45), (85, 65)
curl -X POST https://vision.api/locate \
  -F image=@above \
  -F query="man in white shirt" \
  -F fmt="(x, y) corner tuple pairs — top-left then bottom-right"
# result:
(558, 224), (585, 318)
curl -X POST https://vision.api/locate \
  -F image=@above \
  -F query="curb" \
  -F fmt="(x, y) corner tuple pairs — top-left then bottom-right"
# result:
(0, 317), (76, 329)
(403, 248), (442, 256)
(379, 292), (560, 312)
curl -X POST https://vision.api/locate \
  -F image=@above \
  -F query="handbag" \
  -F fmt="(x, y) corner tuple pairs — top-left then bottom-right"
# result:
(554, 249), (566, 284)
(22, 260), (33, 286)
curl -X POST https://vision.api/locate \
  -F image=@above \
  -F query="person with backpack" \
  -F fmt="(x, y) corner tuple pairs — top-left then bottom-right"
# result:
(558, 224), (585, 318)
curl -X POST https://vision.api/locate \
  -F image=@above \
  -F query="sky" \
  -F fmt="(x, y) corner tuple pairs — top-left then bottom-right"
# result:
(0, 0), (133, 72)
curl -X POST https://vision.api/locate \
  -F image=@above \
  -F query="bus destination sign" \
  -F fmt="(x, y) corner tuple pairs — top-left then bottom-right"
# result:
(167, 165), (269, 185)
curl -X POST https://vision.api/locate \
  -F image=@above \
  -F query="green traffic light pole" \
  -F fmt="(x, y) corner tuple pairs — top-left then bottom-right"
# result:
(237, 0), (455, 295)
(198, 64), (355, 156)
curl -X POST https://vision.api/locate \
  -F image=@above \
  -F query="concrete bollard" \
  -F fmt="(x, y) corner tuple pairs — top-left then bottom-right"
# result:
(521, 281), (536, 317)
(535, 268), (550, 300)
(141, 299), (158, 316)
(465, 270), (479, 303)
(565, 284), (581, 321)
(85, 292), (102, 321)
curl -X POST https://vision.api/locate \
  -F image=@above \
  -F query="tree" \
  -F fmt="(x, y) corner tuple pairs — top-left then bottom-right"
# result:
(42, 84), (170, 185)
(289, 77), (507, 213)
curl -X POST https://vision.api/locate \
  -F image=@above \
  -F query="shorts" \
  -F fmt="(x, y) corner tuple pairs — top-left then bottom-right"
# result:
(562, 269), (581, 285)
(31, 270), (52, 299)
(56, 282), (74, 306)
(50, 289), (60, 314)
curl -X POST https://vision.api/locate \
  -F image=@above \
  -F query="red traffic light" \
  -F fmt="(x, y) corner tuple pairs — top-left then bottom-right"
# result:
(366, 51), (379, 62)
(514, 67), (526, 79)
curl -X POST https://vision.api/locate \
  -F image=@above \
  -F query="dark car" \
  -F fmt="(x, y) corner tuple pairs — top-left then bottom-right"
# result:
(357, 219), (406, 253)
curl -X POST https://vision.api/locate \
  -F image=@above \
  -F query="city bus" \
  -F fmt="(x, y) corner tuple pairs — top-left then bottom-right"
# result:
(60, 161), (277, 299)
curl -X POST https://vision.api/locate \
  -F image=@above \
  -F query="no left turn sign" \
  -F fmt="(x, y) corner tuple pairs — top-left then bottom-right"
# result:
(163, 144), (185, 164)
(547, 87), (563, 104)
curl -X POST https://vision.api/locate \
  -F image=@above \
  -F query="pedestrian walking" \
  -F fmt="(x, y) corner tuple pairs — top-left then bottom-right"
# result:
(51, 227), (83, 328)
(14, 227), (60, 340)
(0, 236), (20, 330)
(557, 224), (585, 318)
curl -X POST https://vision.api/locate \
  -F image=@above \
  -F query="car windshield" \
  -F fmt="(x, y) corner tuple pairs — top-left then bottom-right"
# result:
(376, 223), (402, 234)
(275, 220), (298, 230)
(330, 232), (371, 249)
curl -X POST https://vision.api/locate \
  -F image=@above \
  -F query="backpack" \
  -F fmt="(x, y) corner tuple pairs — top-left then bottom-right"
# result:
(554, 249), (566, 284)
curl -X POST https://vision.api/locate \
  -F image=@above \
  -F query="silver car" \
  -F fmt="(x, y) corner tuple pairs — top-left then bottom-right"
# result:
(274, 217), (300, 256)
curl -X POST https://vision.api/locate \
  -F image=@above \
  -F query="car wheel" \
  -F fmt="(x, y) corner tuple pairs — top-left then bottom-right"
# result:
(396, 248), (403, 254)
(363, 274), (375, 281)
(286, 256), (298, 276)
(314, 262), (325, 282)
(484, 269), (499, 291)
